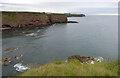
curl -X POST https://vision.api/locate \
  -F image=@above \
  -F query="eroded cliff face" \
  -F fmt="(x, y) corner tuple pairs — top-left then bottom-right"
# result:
(49, 15), (67, 23)
(2, 12), (68, 28)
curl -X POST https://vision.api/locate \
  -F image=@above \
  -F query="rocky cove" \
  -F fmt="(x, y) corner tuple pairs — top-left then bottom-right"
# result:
(2, 13), (118, 76)
(2, 11), (85, 29)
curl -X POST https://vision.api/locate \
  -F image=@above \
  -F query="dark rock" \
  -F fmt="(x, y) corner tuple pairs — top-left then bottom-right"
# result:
(1, 25), (11, 30)
(67, 21), (78, 23)
(67, 55), (94, 63)
(2, 24), (11, 28)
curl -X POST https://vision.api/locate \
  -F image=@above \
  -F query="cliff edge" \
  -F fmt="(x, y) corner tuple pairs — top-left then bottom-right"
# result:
(2, 11), (67, 28)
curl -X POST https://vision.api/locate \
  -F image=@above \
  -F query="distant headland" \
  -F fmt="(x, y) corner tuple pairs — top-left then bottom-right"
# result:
(1, 11), (85, 30)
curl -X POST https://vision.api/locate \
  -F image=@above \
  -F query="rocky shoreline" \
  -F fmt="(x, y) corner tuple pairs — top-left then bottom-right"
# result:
(1, 53), (103, 66)
(2, 11), (85, 30)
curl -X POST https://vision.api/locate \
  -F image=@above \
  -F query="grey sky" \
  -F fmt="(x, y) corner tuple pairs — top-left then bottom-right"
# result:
(0, 0), (119, 15)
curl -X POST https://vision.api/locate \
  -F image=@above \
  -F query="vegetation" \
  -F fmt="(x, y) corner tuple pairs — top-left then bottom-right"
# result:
(2, 11), (44, 14)
(52, 13), (66, 15)
(2, 12), (18, 22)
(1, 11), (83, 15)
(2, 11), (65, 15)
(21, 60), (118, 76)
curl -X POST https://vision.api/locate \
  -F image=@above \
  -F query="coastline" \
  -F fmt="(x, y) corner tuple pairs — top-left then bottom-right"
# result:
(2, 11), (85, 30)
(21, 60), (118, 76)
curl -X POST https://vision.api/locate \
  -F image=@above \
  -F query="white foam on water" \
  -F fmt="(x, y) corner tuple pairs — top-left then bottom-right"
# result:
(37, 30), (41, 33)
(14, 63), (30, 72)
(25, 33), (38, 37)
(94, 57), (104, 62)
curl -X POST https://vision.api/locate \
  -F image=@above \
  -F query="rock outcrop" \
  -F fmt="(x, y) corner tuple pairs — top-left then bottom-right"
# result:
(2, 12), (68, 28)
(4, 47), (18, 53)
(2, 57), (13, 66)
(14, 54), (23, 59)
(67, 55), (94, 63)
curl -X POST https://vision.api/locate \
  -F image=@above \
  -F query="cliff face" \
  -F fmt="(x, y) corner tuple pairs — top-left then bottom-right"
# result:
(49, 15), (67, 23)
(2, 12), (68, 28)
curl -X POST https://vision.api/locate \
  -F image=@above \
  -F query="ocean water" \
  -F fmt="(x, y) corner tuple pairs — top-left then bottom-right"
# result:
(2, 15), (118, 76)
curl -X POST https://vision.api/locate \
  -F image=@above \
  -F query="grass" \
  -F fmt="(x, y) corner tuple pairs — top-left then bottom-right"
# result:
(52, 13), (66, 15)
(2, 11), (66, 22)
(2, 11), (44, 14)
(2, 11), (82, 15)
(2, 12), (18, 22)
(2, 11), (65, 15)
(21, 60), (119, 76)
(2, 11), (49, 22)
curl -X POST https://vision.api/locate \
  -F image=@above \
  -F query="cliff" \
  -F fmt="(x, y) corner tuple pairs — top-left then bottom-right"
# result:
(2, 11), (68, 28)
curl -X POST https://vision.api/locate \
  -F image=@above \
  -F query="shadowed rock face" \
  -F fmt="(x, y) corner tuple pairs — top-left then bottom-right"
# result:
(2, 12), (68, 28)
(67, 21), (78, 23)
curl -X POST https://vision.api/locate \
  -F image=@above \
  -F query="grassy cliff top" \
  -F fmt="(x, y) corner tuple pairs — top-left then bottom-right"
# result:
(21, 60), (118, 76)
(1, 11), (66, 15)
(1, 11), (85, 15)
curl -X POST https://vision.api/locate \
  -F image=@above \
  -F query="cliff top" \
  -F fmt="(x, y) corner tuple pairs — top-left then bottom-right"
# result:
(1, 11), (85, 16)
(1, 11), (66, 15)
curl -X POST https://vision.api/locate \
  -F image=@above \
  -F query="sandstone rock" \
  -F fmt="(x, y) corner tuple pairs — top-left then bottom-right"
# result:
(4, 47), (18, 53)
(2, 57), (13, 66)
(67, 55), (94, 63)
(14, 54), (23, 59)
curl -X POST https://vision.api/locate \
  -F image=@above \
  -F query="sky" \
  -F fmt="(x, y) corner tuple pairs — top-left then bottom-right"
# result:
(0, 0), (119, 15)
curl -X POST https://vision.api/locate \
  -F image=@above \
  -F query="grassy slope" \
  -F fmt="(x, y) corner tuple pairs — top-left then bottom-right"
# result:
(2, 11), (49, 23)
(22, 60), (118, 76)
(2, 12), (18, 22)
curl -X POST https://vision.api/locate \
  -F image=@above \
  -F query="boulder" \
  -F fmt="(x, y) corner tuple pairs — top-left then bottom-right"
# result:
(2, 57), (13, 66)
(14, 54), (23, 59)
(4, 47), (18, 53)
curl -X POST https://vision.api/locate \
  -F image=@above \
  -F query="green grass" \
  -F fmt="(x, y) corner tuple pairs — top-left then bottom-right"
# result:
(2, 12), (18, 22)
(1, 11), (84, 16)
(52, 13), (66, 15)
(2, 11), (49, 22)
(2, 11), (44, 14)
(21, 60), (119, 76)
(2, 11), (65, 15)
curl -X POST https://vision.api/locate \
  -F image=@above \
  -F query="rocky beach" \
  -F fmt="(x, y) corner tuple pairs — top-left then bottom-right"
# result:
(1, 12), (118, 76)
